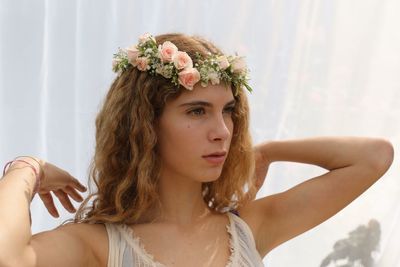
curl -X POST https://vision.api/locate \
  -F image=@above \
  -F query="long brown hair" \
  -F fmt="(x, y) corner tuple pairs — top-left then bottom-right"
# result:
(74, 33), (256, 224)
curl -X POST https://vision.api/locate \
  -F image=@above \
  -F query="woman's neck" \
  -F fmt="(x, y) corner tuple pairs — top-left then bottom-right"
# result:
(148, 175), (214, 225)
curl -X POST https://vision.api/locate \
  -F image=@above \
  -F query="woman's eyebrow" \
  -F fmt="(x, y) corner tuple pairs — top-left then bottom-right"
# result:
(179, 99), (236, 107)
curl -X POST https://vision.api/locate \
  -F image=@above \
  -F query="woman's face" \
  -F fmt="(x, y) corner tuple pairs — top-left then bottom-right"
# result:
(156, 83), (235, 183)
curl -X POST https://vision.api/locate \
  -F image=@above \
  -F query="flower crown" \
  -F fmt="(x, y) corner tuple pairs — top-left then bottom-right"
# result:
(112, 33), (252, 93)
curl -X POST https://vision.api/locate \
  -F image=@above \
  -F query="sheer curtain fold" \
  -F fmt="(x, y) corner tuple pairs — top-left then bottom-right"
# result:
(1, 0), (399, 266)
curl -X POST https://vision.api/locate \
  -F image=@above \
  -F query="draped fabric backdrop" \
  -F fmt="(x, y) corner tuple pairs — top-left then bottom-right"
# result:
(1, 0), (399, 266)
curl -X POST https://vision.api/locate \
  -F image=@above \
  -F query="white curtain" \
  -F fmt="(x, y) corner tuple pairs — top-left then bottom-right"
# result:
(1, 0), (399, 266)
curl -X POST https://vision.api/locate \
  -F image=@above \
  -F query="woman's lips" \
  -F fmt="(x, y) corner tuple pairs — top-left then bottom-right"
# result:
(202, 155), (226, 164)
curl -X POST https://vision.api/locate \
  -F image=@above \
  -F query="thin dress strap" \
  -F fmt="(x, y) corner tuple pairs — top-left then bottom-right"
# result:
(230, 209), (240, 217)
(228, 211), (265, 267)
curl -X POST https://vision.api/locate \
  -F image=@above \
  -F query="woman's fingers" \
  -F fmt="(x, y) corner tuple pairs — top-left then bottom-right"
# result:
(63, 185), (84, 202)
(53, 189), (76, 213)
(39, 186), (83, 216)
(39, 192), (60, 218)
(69, 176), (87, 192)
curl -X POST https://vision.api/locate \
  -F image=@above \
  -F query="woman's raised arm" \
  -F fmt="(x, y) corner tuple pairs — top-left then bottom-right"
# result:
(242, 136), (394, 257)
(0, 157), (95, 267)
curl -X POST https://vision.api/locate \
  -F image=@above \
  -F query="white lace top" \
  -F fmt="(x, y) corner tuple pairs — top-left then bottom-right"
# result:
(105, 211), (264, 267)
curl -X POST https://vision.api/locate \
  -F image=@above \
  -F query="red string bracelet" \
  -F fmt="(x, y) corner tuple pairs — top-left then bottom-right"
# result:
(15, 156), (44, 179)
(2, 159), (41, 196)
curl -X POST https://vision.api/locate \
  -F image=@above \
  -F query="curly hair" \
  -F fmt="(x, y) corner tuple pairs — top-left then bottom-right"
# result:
(74, 33), (256, 224)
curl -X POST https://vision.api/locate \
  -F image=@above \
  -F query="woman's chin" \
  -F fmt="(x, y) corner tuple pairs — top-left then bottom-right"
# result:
(201, 172), (223, 182)
(191, 166), (224, 183)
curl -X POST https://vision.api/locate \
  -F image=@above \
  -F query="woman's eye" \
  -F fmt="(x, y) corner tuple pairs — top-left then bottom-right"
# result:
(223, 106), (235, 114)
(188, 108), (205, 116)
(188, 106), (234, 117)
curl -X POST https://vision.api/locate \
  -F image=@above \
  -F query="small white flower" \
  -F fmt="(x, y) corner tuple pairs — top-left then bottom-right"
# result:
(145, 48), (153, 55)
(138, 33), (152, 44)
(207, 71), (220, 85)
(156, 65), (173, 78)
(112, 58), (121, 69)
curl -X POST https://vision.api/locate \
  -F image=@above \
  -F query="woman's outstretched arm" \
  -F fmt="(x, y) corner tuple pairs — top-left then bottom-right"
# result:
(0, 158), (39, 266)
(0, 157), (92, 267)
(241, 136), (394, 257)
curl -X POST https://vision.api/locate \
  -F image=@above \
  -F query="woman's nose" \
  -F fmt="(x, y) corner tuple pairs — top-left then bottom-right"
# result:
(208, 115), (232, 141)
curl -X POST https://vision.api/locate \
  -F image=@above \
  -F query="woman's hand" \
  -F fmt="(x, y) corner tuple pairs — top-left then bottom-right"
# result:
(37, 160), (87, 218)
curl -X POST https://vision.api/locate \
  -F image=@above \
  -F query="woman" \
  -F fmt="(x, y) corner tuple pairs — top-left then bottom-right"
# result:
(0, 33), (394, 267)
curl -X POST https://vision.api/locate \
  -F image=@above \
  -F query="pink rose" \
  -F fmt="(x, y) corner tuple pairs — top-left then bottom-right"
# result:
(126, 45), (139, 66)
(136, 57), (150, 71)
(178, 68), (200, 90)
(216, 56), (230, 70)
(158, 41), (178, 63)
(230, 56), (247, 74)
(173, 51), (193, 70)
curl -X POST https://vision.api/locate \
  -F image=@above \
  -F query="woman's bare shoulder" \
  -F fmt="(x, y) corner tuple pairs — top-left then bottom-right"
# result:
(31, 222), (109, 267)
(28, 223), (108, 267)
(58, 222), (109, 264)
(56, 221), (107, 237)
